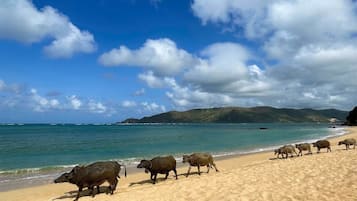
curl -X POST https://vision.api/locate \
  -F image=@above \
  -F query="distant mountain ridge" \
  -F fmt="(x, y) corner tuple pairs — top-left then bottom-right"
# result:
(121, 106), (348, 123)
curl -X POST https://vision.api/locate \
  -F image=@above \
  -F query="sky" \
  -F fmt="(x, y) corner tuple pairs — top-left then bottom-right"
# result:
(0, 0), (357, 123)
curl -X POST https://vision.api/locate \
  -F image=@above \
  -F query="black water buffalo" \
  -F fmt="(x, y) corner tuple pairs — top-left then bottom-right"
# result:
(312, 140), (331, 153)
(137, 155), (177, 184)
(182, 153), (219, 177)
(295, 143), (312, 156)
(54, 161), (126, 201)
(338, 138), (357, 150)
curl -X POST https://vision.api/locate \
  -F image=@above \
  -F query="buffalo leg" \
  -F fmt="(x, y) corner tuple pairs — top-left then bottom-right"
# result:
(150, 173), (154, 180)
(89, 186), (95, 197)
(173, 169), (178, 180)
(197, 166), (201, 175)
(109, 179), (117, 195)
(207, 165), (210, 173)
(113, 179), (118, 191)
(97, 185), (100, 194)
(186, 166), (191, 177)
(212, 163), (219, 172)
(153, 174), (157, 184)
(165, 172), (169, 179)
(75, 187), (82, 201)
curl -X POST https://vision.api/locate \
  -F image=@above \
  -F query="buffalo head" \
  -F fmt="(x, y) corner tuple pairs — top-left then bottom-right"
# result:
(182, 155), (190, 163)
(54, 172), (72, 183)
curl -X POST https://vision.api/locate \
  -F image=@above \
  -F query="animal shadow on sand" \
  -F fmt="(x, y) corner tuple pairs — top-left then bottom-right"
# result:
(129, 175), (178, 186)
(129, 172), (204, 186)
(53, 186), (110, 200)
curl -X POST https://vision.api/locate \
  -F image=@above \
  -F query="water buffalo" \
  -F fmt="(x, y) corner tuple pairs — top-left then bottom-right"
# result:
(137, 155), (177, 184)
(274, 148), (284, 159)
(338, 138), (357, 150)
(312, 140), (331, 153)
(54, 161), (126, 201)
(275, 145), (297, 159)
(295, 143), (312, 156)
(182, 153), (219, 177)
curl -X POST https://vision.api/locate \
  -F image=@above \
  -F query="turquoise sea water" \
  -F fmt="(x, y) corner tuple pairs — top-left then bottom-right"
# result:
(0, 123), (345, 190)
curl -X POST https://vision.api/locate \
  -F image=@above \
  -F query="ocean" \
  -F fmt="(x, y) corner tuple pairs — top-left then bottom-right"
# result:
(0, 123), (346, 191)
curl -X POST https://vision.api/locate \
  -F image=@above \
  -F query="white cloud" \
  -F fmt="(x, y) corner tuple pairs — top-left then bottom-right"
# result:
(0, 80), (120, 116)
(138, 71), (167, 88)
(141, 102), (166, 113)
(184, 42), (271, 95)
(133, 88), (145, 96)
(0, 79), (23, 94)
(0, 0), (96, 58)
(30, 88), (60, 112)
(44, 24), (96, 58)
(165, 79), (233, 108)
(88, 100), (107, 114)
(67, 95), (82, 110)
(99, 38), (195, 76)
(188, 0), (357, 110)
(122, 100), (137, 108)
(191, 0), (268, 38)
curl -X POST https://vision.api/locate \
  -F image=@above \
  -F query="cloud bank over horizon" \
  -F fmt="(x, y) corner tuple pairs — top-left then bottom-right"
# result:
(99, 0), (357, 111)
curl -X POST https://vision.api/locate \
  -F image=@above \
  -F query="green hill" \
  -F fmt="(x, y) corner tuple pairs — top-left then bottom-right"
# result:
(121, 106), (348, 123)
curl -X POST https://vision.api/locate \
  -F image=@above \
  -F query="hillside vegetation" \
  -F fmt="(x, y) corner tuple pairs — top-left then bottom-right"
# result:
(121, 106), (347, 123)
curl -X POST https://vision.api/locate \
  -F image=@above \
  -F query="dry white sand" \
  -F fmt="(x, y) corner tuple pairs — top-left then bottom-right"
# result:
(1, 127), (357, 201)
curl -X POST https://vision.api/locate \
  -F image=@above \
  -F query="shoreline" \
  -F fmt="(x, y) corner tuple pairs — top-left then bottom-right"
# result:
(1, 127), (356, 200)
(0, 125), (349, 192)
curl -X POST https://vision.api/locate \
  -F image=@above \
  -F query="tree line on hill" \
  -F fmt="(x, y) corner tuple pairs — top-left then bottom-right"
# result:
(120, 106), (350, 124)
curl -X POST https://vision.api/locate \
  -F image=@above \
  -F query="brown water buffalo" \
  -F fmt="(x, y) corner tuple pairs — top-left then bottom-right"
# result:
(338, 138), (357, 150)
(54, 161), (126, 201)
(274, 148), (284, 159)
(137, 155), (177, 184)
(295, 143), (312, 156)
(312, 140), (331, 153)
(275, 145), (297, 159)
(182, 153), (219, 177)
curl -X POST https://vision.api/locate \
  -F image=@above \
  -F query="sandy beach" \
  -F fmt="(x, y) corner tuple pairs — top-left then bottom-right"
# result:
(1, 127), (357, 201)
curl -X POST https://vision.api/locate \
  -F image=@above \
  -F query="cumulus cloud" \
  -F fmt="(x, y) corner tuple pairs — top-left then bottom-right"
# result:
(99, 38), (195, 76)
(0, 80), (123, 117)
(138, 71), (167, 88)
(122, 100), (137, 108)
(67, 95), (82, 110)
(184, 43), (271, 96)
(88, 100), (107, 114)
(141, 102), (166, 113)
(30, 88), (60, 112)
(0, 0), (96, 58)
(188, 0), (357, 110)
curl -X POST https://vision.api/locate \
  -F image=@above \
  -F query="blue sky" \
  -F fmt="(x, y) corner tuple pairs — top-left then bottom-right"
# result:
(1, 0), (357, 123)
